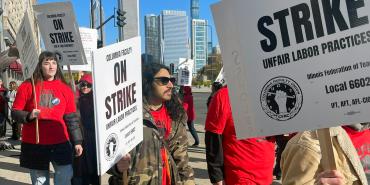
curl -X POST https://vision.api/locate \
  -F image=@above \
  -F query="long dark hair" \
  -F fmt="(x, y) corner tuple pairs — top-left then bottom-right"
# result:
(142, 63), (185, 122)
(31, 51), (67, 84)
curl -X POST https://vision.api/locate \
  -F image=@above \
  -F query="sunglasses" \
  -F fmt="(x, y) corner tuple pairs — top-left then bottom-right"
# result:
(80, 82), (92, 88)
(154, 77), (176, 86)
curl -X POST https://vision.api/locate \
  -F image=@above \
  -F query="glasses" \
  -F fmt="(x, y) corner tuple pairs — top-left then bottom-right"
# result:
(80, 82), (92, 88)
(154, 77), (176, 86)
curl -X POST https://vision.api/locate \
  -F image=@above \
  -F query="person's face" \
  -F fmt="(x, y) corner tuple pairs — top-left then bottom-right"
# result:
(41, 58), (57, 81)
(152, 69), (175, 101)
(9, 83), (15, 90)
(80, 81), (92, 94)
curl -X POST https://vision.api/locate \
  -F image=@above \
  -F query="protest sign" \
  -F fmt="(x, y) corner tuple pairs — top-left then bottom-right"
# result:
(64, 27), (98, 71)
(16, 11), (39, 79)
(214, 67), (226, 86)
(92, 36), (143, 175)
(212, 0), (370, 138)
(177, 58), (193, 86)
(33, 2), (86, 66)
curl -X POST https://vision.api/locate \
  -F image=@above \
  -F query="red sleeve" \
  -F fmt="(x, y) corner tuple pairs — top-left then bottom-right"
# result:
(12, 82), (31, 111)
(205, 89), (229, 134)
(64, 85), (76, 114)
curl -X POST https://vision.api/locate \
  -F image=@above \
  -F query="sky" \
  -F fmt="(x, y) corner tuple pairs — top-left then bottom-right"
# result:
(37, 0), (220, 51)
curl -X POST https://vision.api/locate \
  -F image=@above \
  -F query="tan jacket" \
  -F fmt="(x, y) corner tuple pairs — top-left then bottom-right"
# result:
(281, 127), (367, 185)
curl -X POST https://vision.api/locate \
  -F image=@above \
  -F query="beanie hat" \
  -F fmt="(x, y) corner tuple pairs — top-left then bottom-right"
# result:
(80, 74), (93, 84)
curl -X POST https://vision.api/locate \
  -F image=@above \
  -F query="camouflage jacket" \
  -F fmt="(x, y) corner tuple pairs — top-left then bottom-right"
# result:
(108, 103), (195, 185)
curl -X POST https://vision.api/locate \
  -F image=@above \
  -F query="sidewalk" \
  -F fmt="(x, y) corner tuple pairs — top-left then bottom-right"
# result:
(191, 86), (212, 93)
(0, 123), (281, 185)
(0, 123), (211, 185)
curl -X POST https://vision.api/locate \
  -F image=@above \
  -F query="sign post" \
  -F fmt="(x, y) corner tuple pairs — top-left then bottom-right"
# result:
(33, 2), (87, 66)
(177, 58), (194, 86)
(92, 36), (143, 175)
(212, 0), (370, 138)
(212, 0), (370, 171)
(16, 11), (40, 143)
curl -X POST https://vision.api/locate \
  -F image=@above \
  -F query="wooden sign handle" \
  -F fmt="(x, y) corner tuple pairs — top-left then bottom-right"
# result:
(30, 76), (39, 144)
(123, 169), (128, 185)
(317, 128), (337, 170)
(67, 65), (76, 93)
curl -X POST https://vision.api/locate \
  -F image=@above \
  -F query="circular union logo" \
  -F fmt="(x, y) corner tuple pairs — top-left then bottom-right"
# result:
(260, 76), (303, 121)
(104, 133), (119, 161)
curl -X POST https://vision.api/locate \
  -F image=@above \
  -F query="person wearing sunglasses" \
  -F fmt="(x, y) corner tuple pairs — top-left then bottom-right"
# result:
(109, 63), (195, 185)
(72, 73), (99, 185)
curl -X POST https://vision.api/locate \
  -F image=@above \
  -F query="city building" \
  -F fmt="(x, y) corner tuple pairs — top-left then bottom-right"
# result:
(190, 0), (199, 20)
(213, 44), (221, 54)
(0, 0), (4, 52)
(161, 10), (189, 70)
(1, 0), (39, 84)
(3, 0), (39, 50)
(144, 14), (161, 64)
(207, 41), (212, 55)
(192, 19), (207, 73)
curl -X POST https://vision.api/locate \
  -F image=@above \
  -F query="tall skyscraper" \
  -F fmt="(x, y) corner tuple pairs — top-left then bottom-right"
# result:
(144, 14), (161, 64)
(192, 19), (207, 73)
(191, 0), (199, 20)
(161, 10), (189, 69)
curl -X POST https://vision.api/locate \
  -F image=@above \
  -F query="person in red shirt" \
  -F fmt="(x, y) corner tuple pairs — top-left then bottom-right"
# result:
(110, 63), (194, 185)
(205, 86), (275, 185)
(180, 86), (199, 146)
(11, 51), (83, 185)
(0, 78), (8, 137)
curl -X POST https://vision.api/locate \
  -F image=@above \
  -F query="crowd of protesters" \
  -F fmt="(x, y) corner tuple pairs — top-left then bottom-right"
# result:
(3, 51), (370, 185)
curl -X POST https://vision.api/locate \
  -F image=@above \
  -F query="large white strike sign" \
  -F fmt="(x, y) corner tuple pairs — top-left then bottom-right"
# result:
(16, 11), (39, 79)
(33, 2), (86, 66)
(177, 58), (193, 86)
(64, 27), (98, 71)
(213, 0), (370, 138)
(92, 37), (143, 175)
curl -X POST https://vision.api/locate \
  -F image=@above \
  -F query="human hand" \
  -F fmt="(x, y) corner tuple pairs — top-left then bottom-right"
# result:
(29, 109), (41, 120)
(316, 170), (344, 185)
(74, 144), (83, 157)
(213, 180), (225, 185)
(116, 154), (131, 173)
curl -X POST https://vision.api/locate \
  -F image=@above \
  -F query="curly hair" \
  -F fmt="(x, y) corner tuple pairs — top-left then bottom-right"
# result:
(142, 63), (185, 122)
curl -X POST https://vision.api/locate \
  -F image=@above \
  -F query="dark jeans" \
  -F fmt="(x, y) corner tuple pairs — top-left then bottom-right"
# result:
(273, 135), (289, 178)
(0, 114), (6, 137)
(11, 121), (20, 139)
(187, 121), (199, 145)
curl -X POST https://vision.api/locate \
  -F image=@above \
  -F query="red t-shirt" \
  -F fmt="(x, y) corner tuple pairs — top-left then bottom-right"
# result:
(205, 87), (275, 185)
(150, 105), (172, 185)
(12, 80), (76, 145)
(343, 126), (370, 174)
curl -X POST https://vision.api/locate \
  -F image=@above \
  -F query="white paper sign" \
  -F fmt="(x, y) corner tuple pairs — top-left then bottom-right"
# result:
(177, 58), (193, 86)
(214, 67), (226, 86)
(92, 36), (143, 175)
(16, 11), (40, 79)
(213, 0), (370, 138)
(64, 27), (98, 71)
(33, 2), (87, 66)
